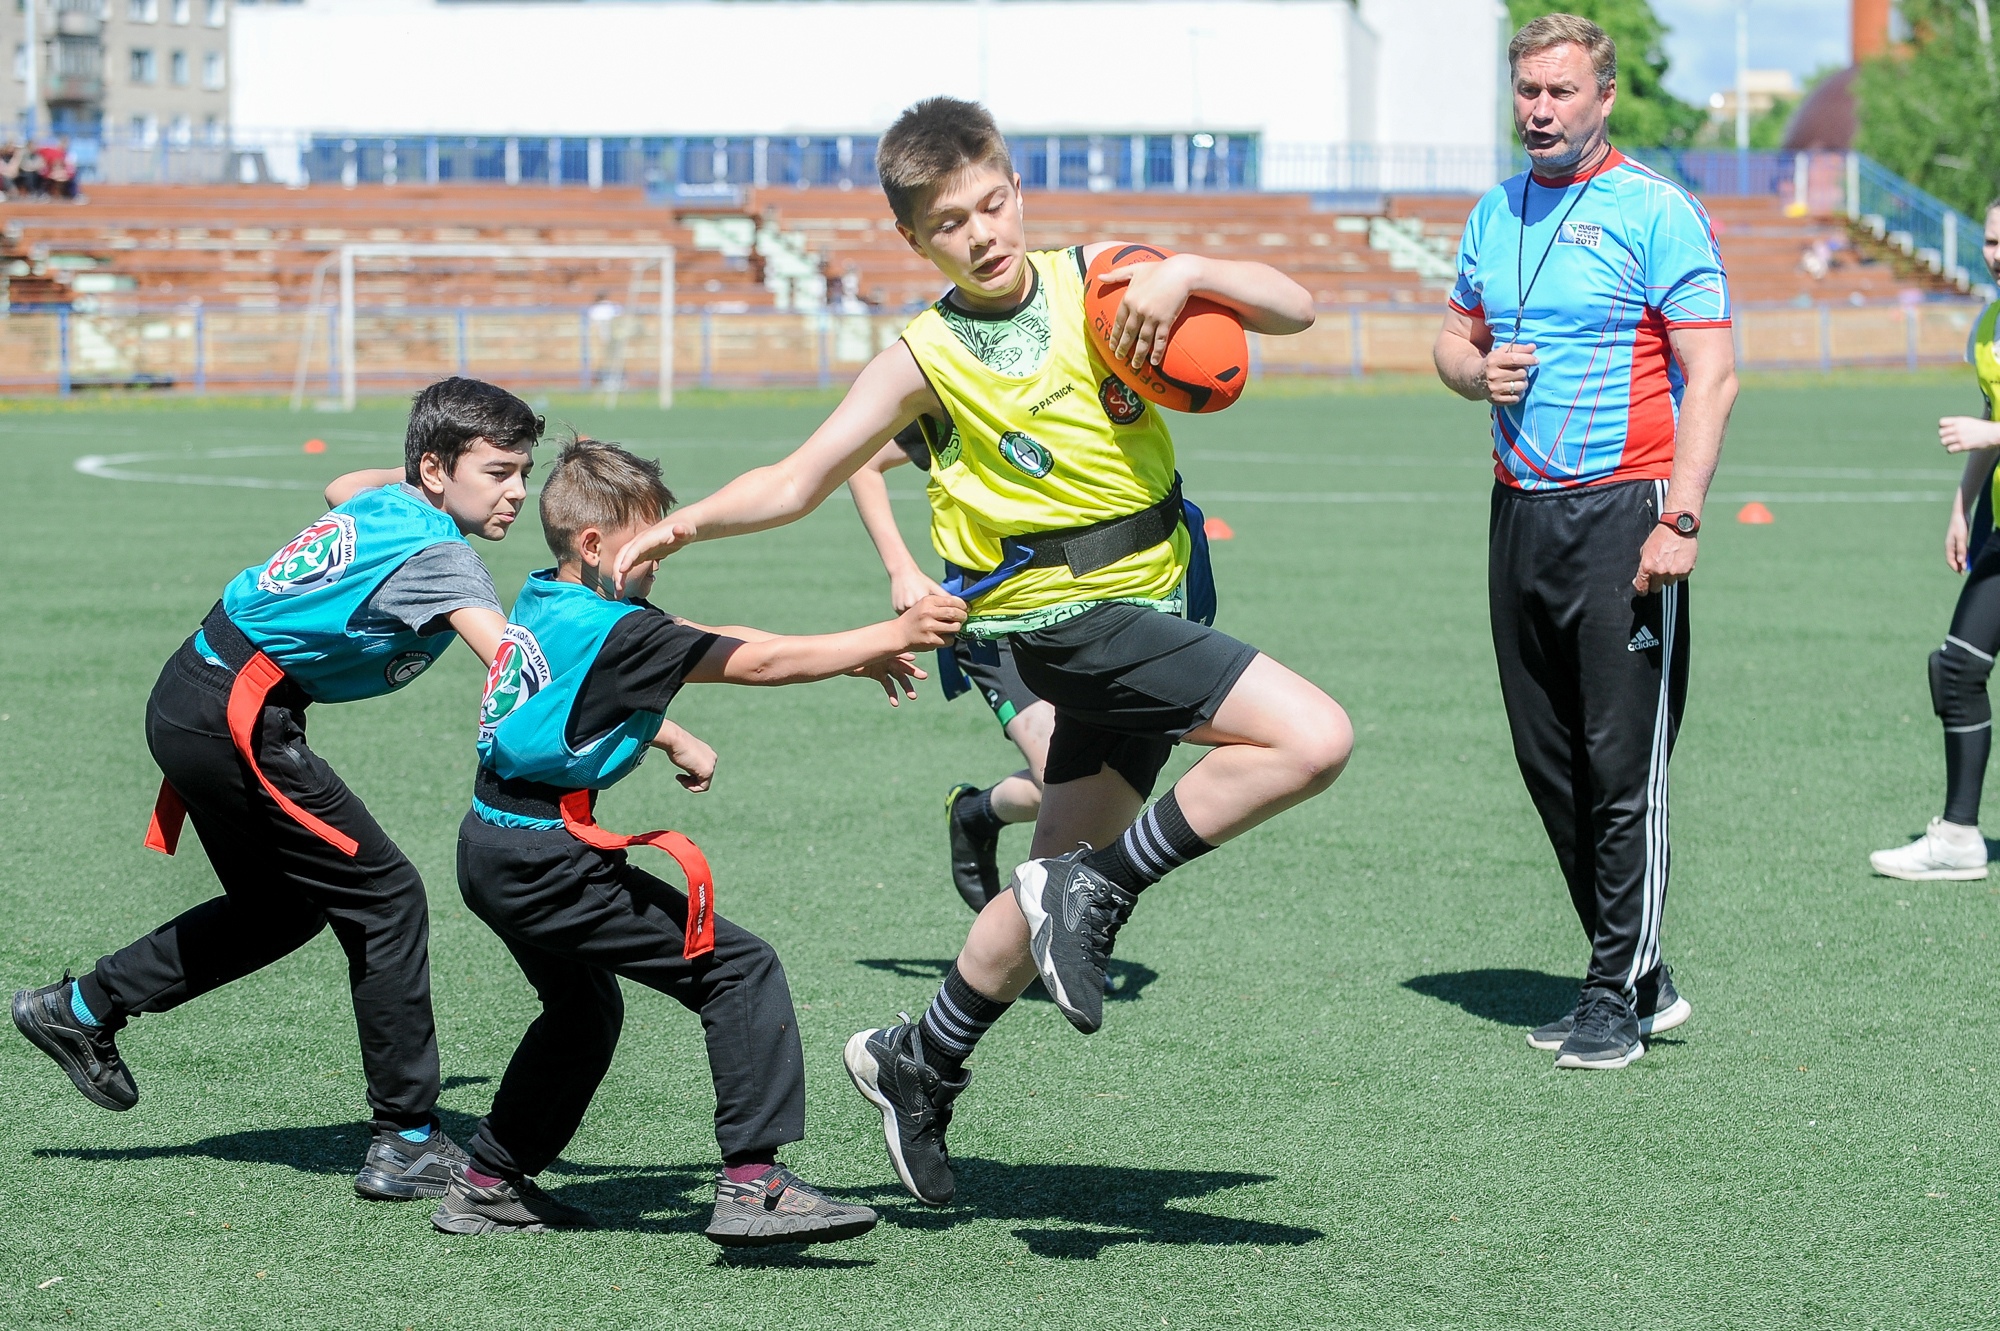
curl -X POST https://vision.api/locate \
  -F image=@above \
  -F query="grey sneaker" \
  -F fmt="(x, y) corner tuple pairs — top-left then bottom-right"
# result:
(704, 1166), (878, 1248)
(844, 1022), (967, 1206)
(354, 1126), (468, 1201)
(12, 977), (137, 1112)
(431, 1172), (596, 1234)
(1554, 988), (1645, 1070)
(1011, 848), (1135, 1035)
(1528, 967), (1689, 1050)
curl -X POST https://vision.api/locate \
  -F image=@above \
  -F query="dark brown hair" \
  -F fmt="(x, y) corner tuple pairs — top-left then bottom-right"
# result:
(537, 435), (674, 562)
(877, 96), (1014, 227)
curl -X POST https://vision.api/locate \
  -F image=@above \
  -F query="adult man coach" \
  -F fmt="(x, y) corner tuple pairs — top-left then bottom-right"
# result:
(1432, 13), (1737, 1069)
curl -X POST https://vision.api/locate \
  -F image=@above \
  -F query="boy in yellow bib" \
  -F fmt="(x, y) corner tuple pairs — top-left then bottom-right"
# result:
(614, 98), (1352, 1206)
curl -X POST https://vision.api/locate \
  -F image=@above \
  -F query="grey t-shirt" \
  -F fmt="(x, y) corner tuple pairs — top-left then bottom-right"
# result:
(351, 485), (503, 637)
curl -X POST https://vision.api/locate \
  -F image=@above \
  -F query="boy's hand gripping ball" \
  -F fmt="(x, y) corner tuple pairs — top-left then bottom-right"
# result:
(1085, 245), (1249, 414)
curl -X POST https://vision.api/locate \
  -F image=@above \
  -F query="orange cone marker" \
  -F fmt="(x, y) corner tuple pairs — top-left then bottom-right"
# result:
(1203, 516), (1235, 540)
(303, 439), (327, 454)
(1737, 502), (1774, 525)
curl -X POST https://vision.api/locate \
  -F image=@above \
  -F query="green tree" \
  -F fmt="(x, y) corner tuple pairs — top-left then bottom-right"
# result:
(1506, 0), (1708, 147)
(1854, 0), (2000, 216)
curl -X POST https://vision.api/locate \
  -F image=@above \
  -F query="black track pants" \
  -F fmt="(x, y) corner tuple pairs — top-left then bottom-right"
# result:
(1488, 480), (1690, 997)
(82, 643), (441, 1131)
(455, 812), (806, 1179)
(1933, 539), (2000, 824)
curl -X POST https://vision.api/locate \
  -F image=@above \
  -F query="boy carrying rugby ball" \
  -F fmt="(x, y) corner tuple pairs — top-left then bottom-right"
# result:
(612, 98), (1351, 1207)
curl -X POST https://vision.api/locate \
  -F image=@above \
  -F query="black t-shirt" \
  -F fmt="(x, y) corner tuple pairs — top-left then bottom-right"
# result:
(566, 604), (720, 750)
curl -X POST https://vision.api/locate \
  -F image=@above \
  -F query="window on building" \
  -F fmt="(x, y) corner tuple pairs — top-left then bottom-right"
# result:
(172, 0), (188, 22)
(170, 115), (190, 145)
(130, 47), (155, 82)
(128, 0), (157, 22)
(131, 113), (157, 144)
(203, 115), (222, 145)
(205, 0), (223, 25)
(170, 48), (187, 84)
(12, 43), (24, 84)
(202, 49), (222, 89)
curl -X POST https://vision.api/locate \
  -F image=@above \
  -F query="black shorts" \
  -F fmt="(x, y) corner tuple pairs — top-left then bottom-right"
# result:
(1008, 603), (1259, 798)
(952, 640), (1042, 730)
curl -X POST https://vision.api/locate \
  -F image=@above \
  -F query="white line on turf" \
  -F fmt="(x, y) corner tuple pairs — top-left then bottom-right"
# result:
(74, 447), (319, 490)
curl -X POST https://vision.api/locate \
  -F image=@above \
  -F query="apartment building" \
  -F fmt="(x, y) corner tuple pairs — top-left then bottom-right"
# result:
(4, 0), (229, 145)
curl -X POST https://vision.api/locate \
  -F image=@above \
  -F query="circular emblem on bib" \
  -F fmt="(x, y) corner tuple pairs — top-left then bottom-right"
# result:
(1098, 374), (1146, 426)
(384, 651), (434, 688)
(479, 627), (552, 740)
(257, 513), (358, 595)
(998, 430), (1054, 479)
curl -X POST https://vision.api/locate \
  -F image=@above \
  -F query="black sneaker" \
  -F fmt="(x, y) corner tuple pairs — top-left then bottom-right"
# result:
(843, 1021), (967, 1206)
(1010, 848), (1135, 1035)
(946, 783), (1001, 912)
(1527, 967), (1690, 1050)
(1554, 988), (1644, 1070)
(705, 1166), (879, 1248)
(354, 1125), (469, 1201)
(431, 1171), (596, 1234)
(12, 977), (137, 1112)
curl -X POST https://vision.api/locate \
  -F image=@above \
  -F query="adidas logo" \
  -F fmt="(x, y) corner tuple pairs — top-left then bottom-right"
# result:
(1627, 626), (1660, 652)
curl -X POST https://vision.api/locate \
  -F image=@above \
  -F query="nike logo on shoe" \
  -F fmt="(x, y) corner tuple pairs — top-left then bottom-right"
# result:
(1627, 627), (1660, 652)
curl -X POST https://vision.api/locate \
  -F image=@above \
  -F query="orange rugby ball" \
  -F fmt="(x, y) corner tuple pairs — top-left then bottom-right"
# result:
(1084, 244), (1249, 414)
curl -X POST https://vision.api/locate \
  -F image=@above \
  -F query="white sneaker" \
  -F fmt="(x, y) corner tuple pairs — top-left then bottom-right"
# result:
(1869, 818), (1989, 881)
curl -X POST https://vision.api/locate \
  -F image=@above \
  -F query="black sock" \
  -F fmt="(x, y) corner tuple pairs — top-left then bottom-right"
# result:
(1944, 725), (1992, 825)
(1083, 790), (1215, 894)
(953, 785), (1008, 840)
(916, 963), (1011, 1078)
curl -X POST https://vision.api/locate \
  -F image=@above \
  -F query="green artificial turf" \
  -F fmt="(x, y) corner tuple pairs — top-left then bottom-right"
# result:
(0, 379), (1993, 1329)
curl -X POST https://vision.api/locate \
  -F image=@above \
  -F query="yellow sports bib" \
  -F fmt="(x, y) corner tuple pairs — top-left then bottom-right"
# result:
(1975, 300), (2000, 523)
(901, 247), (1189, 633)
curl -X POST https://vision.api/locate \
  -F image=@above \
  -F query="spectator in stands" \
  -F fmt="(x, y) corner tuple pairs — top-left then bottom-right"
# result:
(18, 144), (48, 197)
(0, 142), (23, 198)
(40, 139), (78, 200)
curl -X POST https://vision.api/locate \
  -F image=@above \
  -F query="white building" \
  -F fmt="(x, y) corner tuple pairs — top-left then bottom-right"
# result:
(230, 0), (1507, 190)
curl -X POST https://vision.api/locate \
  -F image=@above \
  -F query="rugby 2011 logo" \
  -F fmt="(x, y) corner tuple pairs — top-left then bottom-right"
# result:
(479, 626), (552, 742)
(257, 513), (358, 595)
(1098, 374), (1146, 426)
(998, 430), (1054, 478)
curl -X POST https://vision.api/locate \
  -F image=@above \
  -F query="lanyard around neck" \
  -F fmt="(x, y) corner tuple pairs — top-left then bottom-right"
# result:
(1512, 148), (1607, 345)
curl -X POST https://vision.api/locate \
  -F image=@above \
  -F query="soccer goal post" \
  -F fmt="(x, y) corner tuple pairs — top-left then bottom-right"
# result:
(333, 243), (678, 411)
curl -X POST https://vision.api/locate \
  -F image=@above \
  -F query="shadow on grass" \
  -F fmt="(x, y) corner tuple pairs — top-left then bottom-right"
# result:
(876, 1158), (1321, 1260)
(1402, 967), (1579, 1027)
(855, 957), (1159, 1004)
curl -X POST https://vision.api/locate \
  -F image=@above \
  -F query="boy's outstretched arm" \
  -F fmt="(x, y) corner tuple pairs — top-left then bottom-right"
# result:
(613, 344), (938, 586)
(684, 593), (966, 705)
(849, 443), (946, 612)
(1086, 244), (1315, 371)
(649, 718), (718, 792)
(324, 467), (405, 508)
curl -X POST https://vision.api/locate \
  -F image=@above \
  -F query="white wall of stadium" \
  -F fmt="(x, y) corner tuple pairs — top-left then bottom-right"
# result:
(231, 0), (1504, 171)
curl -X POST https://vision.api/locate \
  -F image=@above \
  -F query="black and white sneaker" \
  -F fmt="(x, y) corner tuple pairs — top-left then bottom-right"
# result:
(11, 977), (137, 1112)
(1527, 967), (1690, 1050)
(946, 783), (1001, 912)
(431, 1171), (596, 1234)
(1011, 848), (1134, 1035)
(843, 1022), (967, 1206)
(1553, 988), (1645, 1070)
(354, 1126), (469, 1201)
(705, 1166), (878, 1248)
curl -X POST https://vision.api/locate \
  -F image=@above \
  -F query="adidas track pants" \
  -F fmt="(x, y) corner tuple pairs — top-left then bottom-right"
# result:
(1488, 478), (1690, 998)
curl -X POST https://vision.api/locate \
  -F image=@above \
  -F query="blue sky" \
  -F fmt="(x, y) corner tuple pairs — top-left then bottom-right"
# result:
(1653, 0), (1851, 100)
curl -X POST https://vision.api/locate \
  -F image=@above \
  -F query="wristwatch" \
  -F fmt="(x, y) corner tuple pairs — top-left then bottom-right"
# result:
(1659, 511), (1701, 537)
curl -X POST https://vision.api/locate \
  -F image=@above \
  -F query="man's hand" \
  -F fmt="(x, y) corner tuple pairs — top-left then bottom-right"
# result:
(1483, 343), (1538, 406)
(650, 720), (718, 793)
(1101, 255), (1201, 370)
(1633, 523), (1697, 595)
(896, 592), (968, 650)
(887, 565), (947, 615)
(1940, 416), (2000, 453)
(612, 518), (698, 595)
(1949, 505), (1973, 574)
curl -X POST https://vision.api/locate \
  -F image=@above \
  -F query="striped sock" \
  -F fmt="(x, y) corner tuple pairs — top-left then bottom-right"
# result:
(916, 963), (1011, 1078)
(1084, 790), (1214, 894)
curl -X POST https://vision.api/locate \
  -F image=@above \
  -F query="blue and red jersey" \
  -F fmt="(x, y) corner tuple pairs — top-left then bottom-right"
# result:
(1448, 149), (1731, 491)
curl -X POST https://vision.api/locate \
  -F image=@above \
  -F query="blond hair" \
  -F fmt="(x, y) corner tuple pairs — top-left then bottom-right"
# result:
(1508, 13), (1617, 93)
(877, 97), (1014, 228)
(537, 435), (674, 563)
